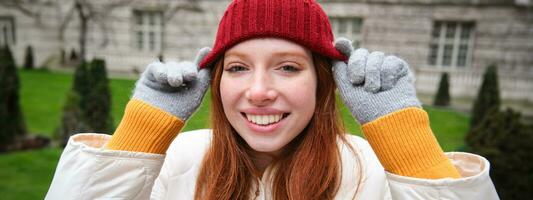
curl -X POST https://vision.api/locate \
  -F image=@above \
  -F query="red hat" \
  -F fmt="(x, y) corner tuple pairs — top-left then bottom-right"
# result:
(199, 0), (347, 68)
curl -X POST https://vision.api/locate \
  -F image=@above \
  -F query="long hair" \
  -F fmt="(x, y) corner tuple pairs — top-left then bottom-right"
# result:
(194, 54), (358, 200)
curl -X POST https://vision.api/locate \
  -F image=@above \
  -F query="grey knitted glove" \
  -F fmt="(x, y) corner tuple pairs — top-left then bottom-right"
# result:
(332, 38), (421, 124)
(132, 47), (211, 121)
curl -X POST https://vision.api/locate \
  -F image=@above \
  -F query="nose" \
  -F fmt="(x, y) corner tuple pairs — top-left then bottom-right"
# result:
(245, 72), (278, 106)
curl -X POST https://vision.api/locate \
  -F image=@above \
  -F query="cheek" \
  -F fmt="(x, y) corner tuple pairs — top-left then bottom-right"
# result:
(280, 75), (317, 113)
(220, 75), (245, 117)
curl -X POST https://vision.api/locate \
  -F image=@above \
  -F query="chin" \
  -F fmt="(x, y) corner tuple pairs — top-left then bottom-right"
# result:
(244, 137), (285, 153)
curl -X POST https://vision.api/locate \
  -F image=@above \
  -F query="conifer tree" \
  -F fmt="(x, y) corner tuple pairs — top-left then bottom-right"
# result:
(470, 65), (500, 129)
(85, 59), (113, 133)
(23, 45), (34, 70)
(433, 72), (450, 106)
(58, 61), (90, 144)
(0, 46), (27, 149)
(466, 108), (533, 199)
(70, 48), (79, 64)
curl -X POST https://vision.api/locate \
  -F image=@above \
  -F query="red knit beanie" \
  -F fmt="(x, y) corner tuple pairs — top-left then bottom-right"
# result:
(199, 0), (347, 68)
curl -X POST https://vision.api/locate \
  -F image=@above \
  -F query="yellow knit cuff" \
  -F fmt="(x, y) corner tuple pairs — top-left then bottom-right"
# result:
(362, 107), (461, 179)
(105, 99), (184, 154)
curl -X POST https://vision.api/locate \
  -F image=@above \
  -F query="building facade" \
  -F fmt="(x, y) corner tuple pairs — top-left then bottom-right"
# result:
(1, 0), (532, 105)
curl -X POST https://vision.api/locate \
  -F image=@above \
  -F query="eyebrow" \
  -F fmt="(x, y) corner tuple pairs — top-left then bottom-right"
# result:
(225, 51), (309, 60)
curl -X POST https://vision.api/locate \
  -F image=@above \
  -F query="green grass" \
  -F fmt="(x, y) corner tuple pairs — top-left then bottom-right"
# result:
(0, 148), (62, 200)
(1, 69), (470, 199)
(19, 69), (136, 137)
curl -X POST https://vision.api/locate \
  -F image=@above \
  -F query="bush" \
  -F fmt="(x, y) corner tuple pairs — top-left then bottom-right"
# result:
(23, 45), (34, 70)
(69, 48), (79, 65)
(433, 72), (450, 106)
(85, 59), (113, 133)
(466, 108), (533, 200)
(470, 65), (500, 129)
(0, 46), (27, 150)
(59, 58), (113, 144)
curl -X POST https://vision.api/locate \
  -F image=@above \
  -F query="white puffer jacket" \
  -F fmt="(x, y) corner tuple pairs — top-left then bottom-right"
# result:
(45, 129), (499, 200)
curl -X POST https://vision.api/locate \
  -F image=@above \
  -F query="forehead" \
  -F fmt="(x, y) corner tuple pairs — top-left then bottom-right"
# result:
(224, 38), (313, 60)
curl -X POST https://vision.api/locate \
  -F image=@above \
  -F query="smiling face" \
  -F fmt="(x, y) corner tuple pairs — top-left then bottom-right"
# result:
(220, 38), (317, 155)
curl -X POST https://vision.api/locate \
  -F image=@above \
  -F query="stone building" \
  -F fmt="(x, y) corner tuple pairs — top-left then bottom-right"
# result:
(1, 0), (532, 109)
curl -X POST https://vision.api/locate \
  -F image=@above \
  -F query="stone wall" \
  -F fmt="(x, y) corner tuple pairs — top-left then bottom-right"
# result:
(1, 0), (532, 102)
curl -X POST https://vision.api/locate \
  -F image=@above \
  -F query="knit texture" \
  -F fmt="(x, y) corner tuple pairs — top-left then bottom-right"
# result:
(105, 99), (184, 154)
(199, 0), (347, 68)
(362, 107), (461, 179)
(133, 48), (211, 120)
(333, 38), (421, 124)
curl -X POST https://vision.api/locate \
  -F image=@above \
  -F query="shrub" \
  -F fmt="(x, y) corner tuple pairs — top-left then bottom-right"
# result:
(470, 65), (500, 129)
(85, 59), (113, 133)
(69, 48), (79, 65)
(23, 45), (34, 70)
(433, 72), (450, 106)
(466, 108), (533, 200)
(0, 46), (27, 150)
(59, 58), (113, 143)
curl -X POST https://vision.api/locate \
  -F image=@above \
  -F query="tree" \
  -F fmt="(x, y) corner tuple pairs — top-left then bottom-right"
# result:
(59, 58), (113, 144)
(1, 0), (203, 62)
(433, 72), (450, 106)
(85, 59), (113, 133)
(470, 65), (500, 129)
(466, 108), (533, 200)
(70, 48), (79, 65)
(58, 61), (90, 144)
(23, 45), (34, 70)
(57, 91), (86, 147)
(0, 46), (27, 150)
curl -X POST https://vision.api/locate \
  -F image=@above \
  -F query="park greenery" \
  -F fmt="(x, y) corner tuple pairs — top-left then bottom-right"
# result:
(465, 65), (533, 199)
(0, 49), (531, 199)
(433, 72), (450, 106)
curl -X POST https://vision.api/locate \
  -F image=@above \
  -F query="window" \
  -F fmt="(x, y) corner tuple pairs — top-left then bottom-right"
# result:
(428, 21), (475, 68)
(133, 11), (163, 52)
(330, 17), (363, 48)
(0, 16), (16, 46)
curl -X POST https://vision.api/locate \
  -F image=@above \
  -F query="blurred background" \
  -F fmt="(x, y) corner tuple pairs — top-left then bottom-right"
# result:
(0, 0), (532, 199)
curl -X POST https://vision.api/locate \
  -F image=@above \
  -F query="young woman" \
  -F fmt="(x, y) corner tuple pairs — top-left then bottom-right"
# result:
(46, 0), (499, 199)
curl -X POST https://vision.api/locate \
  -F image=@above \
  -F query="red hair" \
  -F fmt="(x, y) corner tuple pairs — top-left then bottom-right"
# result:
(195, 54), (360, 200)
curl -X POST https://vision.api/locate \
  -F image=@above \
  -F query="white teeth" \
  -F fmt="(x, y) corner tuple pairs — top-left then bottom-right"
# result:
(246, 114), (284, 125)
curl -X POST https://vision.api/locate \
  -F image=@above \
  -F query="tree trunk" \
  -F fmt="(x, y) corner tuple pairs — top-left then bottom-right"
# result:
(75, 1), (88, 63)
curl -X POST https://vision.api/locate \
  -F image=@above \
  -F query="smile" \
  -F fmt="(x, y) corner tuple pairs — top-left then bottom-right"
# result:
(242, 113), (289, 126)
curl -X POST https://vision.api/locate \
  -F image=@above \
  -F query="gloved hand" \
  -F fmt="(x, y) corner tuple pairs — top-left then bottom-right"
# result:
(332, 38), (421, 124)
(132, 47), (212, 121)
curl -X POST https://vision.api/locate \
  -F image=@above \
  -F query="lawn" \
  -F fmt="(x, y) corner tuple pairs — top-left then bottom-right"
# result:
(0, 69), (470, 199)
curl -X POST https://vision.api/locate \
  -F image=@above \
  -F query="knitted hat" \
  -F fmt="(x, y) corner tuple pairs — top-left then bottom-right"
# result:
(199, 0), (347, 68)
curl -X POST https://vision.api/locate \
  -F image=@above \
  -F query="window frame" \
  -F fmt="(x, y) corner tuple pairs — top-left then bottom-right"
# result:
(428, 21), (475, 69)
(0, 16), (16, 47)
(329, 17), (364, 48)
(132, 10), (164, 52)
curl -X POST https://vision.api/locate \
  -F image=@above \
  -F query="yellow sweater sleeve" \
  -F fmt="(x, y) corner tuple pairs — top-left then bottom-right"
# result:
(105, 99), (185, 154)
(362, 107), (461, 179)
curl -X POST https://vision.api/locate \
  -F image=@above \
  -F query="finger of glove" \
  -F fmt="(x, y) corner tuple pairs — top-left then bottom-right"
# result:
(194, 47), (212, 66)
(179, 61), (198, 82)
(364, 51), (384, 93)
(348, 48), (369, 85)
(381, 56), (404, 91)
(166, 61), (184, 87)
(334, 37), (354, 57)
(190, 68), (211, 92)
(152, 61), (169, 84)
(143, 61), (164, 82)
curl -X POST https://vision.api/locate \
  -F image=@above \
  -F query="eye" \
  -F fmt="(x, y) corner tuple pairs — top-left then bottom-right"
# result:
(225, 65), (248, 73)
(279, 64), (300, 73)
